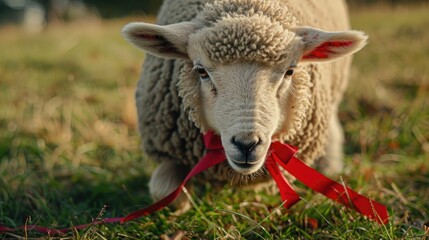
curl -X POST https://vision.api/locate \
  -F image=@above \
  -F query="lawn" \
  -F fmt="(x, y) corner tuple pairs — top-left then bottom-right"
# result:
(0, 5), (428, 240)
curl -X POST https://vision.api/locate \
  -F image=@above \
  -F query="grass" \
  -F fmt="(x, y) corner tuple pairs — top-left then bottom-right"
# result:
(1, 6), (429, 240)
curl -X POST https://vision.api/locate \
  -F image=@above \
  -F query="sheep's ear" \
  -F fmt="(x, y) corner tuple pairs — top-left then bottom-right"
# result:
(292, 26), (368, 62)
(122, 21), (199, 59)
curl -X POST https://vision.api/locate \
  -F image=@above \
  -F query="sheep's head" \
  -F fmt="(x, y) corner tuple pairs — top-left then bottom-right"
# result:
(122, 6), (367, 175)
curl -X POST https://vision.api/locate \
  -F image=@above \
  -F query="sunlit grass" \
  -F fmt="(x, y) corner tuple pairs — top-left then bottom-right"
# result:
(0, 7), (428, 239)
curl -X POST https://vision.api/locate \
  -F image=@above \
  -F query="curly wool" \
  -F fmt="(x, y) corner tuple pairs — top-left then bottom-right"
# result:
(197, 0), (297, 28)
(137, 0), (351, 183)
(196, 16), (297, 65)
(192, 0), (299, 65)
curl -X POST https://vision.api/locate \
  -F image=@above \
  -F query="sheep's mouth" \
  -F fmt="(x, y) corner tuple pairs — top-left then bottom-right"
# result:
(228, 157), (266, 175)
(232, 161), (258, 169)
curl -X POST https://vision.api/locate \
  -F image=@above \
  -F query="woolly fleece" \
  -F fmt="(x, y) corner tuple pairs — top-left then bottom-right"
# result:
(136, 0), (353, 184)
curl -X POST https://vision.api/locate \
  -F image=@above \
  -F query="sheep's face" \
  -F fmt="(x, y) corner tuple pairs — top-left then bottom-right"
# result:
(185, 29), (303, 174)
(192, 60), (297, 174)
(183, 22), (306, 174)
(122, 19), (368, 175)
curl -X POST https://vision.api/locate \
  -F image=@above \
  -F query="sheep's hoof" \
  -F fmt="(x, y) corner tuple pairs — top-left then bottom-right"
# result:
(171, 197), (191, 216)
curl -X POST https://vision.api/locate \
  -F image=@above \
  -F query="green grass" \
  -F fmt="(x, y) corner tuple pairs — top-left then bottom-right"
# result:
(1, 6), (429, 239)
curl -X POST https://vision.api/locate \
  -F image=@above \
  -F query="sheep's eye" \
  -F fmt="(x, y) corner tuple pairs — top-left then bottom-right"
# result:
(194, 65), (210, 81)
(285, 69), (294, 77)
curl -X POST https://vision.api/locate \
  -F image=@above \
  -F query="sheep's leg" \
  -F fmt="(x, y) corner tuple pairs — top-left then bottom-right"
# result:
(148, 161), (191, 214)
(323, 113), (344, 175)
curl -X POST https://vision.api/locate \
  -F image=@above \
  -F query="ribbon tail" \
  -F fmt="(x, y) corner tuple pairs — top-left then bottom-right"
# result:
(0, 217), (126, 235)
(0, 150), (227, 233)
(265, 156), (300, 208)
(272, 151), (389, 224)
(0, 225), (64, 235)
(121, 150), (226, 223)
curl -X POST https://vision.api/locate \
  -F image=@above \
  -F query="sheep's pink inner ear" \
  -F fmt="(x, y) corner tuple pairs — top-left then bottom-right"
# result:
(302, 40), (354, 60)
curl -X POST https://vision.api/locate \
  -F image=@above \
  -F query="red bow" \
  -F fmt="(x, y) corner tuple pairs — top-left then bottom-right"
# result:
(0, 131), (388, 235)
(122, 131), (388, 224)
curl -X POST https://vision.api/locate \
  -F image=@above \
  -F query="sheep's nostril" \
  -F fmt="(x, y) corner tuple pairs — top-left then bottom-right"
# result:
(230, 136), (262, 157)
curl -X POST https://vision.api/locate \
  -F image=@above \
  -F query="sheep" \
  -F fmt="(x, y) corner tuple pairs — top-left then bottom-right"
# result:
(122, 0), (368, 211)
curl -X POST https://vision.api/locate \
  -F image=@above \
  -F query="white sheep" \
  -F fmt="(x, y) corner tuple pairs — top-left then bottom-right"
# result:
(122, 0), (368, 210)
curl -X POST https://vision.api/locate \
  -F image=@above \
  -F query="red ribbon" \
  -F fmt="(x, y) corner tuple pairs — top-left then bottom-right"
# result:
(120, 132), (226, 223)
(0, 131), (388, 235)
(268, 142), (389, 224)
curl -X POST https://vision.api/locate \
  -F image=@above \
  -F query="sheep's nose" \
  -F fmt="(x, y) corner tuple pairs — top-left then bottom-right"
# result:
(230, 135), (262, 163)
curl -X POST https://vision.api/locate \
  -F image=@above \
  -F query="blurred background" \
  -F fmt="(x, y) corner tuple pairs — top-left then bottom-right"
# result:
(0, 0), (161, 32)
(0, 0), (428, 32)
(0, 0), (428, 238)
